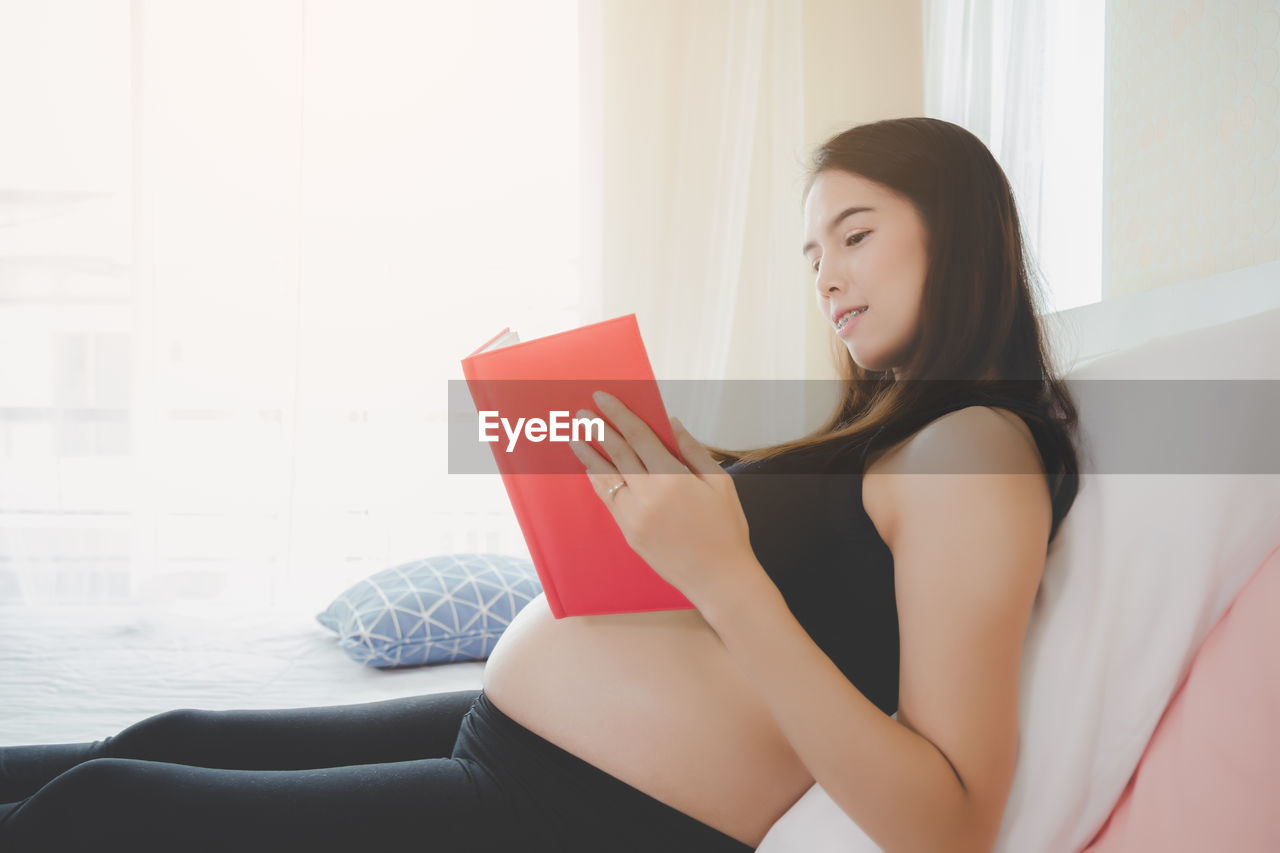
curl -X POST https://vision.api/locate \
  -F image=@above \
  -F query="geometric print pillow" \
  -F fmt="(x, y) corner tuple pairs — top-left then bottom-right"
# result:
(316, 552), (542, 668)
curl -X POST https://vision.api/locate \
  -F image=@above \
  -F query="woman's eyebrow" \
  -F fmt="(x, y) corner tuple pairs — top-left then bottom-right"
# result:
(801, 206), (875, 256)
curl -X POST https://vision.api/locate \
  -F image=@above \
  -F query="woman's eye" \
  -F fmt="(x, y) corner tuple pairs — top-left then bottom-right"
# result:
(811, 232), (869, 272)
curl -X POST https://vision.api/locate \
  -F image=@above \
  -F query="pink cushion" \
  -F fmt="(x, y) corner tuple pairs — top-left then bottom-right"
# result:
(1080, 543), (1280, 852)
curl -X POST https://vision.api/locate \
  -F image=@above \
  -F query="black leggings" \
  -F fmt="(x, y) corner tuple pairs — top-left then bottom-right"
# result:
(0, 689), (756, 853)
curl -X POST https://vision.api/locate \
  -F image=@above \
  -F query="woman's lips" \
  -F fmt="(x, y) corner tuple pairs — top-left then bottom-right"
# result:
(836, 307), (866, 338)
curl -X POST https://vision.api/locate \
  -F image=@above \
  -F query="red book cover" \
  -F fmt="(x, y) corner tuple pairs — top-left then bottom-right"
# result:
(459, 314), (696, 618)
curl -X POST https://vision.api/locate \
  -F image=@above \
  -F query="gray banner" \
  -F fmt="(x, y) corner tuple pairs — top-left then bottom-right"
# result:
(447, 379), (1280, 475)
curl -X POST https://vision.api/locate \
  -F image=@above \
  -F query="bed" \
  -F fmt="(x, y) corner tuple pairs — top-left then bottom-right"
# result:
(0, 603), (486, 746)
(3, 259), (1279, 851)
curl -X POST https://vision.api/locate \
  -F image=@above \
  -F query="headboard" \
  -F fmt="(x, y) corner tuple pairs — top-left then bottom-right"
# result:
(1043, 259), (1280, 373)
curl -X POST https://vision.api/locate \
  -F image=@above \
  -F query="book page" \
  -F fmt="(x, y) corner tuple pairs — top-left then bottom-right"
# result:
(477, 329), (521, 354)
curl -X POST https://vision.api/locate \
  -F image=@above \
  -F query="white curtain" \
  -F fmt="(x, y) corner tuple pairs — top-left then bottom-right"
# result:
(924, 0), (1048, 288)
(2, 0), (820, 611)
(0, 0), (581, 611)
(923, 0), (1104, 315)
(586, 0), (810, 451)
(931, 0), (1049, 281)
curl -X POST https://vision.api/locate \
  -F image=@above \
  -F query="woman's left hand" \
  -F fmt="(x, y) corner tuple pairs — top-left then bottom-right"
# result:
(568, 390), (760, 610)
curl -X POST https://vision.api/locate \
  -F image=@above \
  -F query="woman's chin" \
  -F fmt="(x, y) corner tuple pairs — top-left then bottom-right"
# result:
(845, 348), (884, 373)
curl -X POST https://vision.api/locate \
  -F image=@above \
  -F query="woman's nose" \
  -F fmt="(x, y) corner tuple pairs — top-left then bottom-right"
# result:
(816, 276), (844, 296)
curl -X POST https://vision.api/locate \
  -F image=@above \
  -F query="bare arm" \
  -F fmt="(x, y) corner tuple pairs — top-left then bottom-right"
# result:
(699, 407), (1051, 853)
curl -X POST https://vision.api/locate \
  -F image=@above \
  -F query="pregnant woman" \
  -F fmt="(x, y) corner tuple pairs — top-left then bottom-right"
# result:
(0, 117), (1080, 853)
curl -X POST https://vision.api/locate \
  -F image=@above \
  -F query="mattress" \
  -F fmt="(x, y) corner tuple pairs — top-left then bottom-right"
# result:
(0, 602), (486, 746)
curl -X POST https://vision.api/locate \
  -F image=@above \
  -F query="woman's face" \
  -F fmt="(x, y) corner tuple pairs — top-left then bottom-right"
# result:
(802, 169), (930, 376)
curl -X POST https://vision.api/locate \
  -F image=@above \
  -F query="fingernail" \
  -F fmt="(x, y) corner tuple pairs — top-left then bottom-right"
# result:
(592, 391), (610, 406)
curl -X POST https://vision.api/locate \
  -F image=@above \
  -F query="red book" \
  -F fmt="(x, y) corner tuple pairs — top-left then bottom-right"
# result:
(459, 314), (696, 618)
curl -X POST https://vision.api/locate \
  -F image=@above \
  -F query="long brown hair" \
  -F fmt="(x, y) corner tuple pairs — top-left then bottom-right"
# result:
(701, 117), (1080, 543)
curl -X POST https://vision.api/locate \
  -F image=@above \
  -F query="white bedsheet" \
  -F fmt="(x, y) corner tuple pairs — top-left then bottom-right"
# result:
(0, 603), (485, 745)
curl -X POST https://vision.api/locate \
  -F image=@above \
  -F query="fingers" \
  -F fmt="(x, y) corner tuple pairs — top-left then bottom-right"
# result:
(587, 392), (688, 476)
(669, 417), (725, 478)
(576, 448), (632, 507)
(569, 433), (616, 479)
(576, 405), (646, 477)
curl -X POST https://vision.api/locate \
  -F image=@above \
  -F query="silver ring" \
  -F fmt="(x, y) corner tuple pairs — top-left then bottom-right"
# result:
(607, 481), (628, 501)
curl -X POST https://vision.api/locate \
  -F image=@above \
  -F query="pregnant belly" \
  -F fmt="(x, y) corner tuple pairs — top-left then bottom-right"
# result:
(481, 593), (815, 848)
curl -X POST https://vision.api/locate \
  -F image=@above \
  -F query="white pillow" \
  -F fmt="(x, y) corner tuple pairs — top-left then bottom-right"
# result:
(757, 306), (1280, 853)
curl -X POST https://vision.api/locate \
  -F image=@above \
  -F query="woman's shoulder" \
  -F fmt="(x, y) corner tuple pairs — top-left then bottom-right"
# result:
(862, 404), (1049, 537)
(866, 402), (1041, 476)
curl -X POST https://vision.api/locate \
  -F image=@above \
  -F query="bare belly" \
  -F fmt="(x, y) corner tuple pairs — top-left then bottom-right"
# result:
(481, 593), (816, 848)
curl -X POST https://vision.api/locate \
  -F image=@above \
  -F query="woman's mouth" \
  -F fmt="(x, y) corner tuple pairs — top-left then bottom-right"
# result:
(835, 306), (867, 336)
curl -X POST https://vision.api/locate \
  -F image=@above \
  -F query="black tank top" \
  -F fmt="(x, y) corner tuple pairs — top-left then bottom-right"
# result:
(722, 398), (1056, 717)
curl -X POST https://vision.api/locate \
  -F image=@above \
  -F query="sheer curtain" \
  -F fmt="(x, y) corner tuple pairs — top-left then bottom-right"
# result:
(923, 0), (1104, 314)
(0, 0), (581, 612)
(586, 0), (810, 450)
(2, 0), (891, 612)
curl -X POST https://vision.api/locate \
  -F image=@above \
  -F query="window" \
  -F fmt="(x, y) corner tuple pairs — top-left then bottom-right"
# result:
(0, 0), (582, 609)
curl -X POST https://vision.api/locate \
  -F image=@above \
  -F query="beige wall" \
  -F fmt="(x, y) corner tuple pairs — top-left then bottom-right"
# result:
(802, 0), (924, 150)
(1104, 0), (1280, 298)
(800, 0), (924, 382)
(593, 0), (923, 387)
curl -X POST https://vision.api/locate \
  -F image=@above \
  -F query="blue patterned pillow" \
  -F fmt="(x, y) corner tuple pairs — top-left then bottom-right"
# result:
(316, 553), (542, 668)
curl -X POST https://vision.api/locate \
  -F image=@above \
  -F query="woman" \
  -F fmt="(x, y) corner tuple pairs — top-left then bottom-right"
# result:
(0, 117), (1079, 853)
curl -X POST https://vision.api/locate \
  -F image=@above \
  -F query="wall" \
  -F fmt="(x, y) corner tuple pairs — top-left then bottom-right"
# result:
(1104, 0), (1280, 297)
(800, 0), (924, 382)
